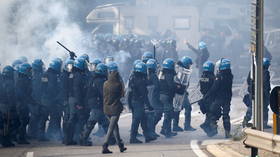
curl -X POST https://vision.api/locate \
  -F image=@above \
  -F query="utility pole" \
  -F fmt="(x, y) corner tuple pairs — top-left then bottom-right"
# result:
(250, 0), (264, 156)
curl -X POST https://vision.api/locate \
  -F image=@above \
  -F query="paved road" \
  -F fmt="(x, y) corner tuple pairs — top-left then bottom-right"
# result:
(0, 92), (273, 157)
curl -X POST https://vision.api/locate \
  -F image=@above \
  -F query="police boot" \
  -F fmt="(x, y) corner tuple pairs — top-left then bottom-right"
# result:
(102, 143), (112, 154)
(207, 123), (218, 137)
(184, 126), (196, 131)
(242, 118), (249, 128)
(200, 122), (210, 135)
(2, 136), (15, 147)
(173, 125), (184, 132)
(79, 138), (92, 146)
(130, 138), (143, 144)
(225, 130), (232, 139)
(118, 142), (127, 153)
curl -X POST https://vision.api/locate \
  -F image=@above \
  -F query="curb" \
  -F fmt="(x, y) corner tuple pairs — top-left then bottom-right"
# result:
(206, 144), (244, 157)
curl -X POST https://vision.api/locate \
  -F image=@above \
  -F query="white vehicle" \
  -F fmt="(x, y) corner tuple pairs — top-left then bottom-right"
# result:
(86, 1), (200, 50)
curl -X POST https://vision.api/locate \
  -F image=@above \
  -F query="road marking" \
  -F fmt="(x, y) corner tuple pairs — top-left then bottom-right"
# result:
(26, 152), (34, 157)
(190, 140), (208, 157)
(120, 113), (131, 119)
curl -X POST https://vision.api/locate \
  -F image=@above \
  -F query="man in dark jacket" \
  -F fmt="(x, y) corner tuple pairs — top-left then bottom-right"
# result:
(203, 59), (233, 138)
(80, 63), (109, 146)
(186, 41), (210, 77)
(102, 62), (126, 154)
(159, 58), (185, 138)
(64, 58), (88, 145)
(198, 61), (215, 134)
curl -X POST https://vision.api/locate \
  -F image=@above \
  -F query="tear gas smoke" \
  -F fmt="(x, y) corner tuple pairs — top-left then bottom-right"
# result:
(0, 0), (91, 65)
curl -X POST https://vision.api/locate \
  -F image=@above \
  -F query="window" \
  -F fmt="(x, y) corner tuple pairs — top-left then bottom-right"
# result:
(147, 16), (158, 30)
(97, 12), (115, 18)
(173, 17), (190, 30)
(124, 16), (134, 30)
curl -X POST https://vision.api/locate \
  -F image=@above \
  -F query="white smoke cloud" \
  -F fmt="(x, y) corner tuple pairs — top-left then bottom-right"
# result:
(0, 0), (91, 66)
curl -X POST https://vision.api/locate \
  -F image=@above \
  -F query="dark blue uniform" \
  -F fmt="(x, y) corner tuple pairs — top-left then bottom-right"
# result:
(128, 72), (154, 143)
(198, 71), (215, 133)
(64, 68), (88, 145)
(28, 69), (44, 139)
(40, 68), (62, 140)
(15, 73), (36, 144)
(159, 69), (179, 137)
(203, 69), (233, 137)
(147, 70), (163, 136)
(80, 73), (109, 146)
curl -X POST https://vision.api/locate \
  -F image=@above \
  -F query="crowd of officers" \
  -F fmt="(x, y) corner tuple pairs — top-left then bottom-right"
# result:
(0, 41), (272, 154)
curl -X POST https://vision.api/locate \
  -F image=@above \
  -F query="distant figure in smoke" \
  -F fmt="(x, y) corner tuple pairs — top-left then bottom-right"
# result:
(102, 62), (127, 154)
(186, 41), (210, 77)
(202, 59), (233, 138)
(242, 58), (271, 128)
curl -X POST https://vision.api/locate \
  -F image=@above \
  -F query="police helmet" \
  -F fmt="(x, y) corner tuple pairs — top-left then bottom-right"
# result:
(95, 63), (108, 75)
(74, 58), (87, 70)
(142, 51), (153, 63)
(162, 58), (175, 70)
(146, 59), (157, 70)
(198, 41), (207, 50)
(134, 62), (147, 74)
(203, 61), (215, 72)
(180, 56), (193, 68)
(133, 59), (142, 66)
(64, 59), (74, 72)
(217, 58), (231, 71)
(2, 66), (14, 77)
(12, 59), (23, 70)
(79, 54), (90, 62)
(49, 59), (62, 72)
(107, 62), (118, 72)
(18, 63), (32, 75)
(19, 56), (28, 63)
(32, 59), (44, 72)
(263, 58), (271, 68)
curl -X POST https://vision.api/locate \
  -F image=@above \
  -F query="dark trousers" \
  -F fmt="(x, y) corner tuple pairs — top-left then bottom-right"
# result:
(80, 109), (109, 141)
(17, 104), (30, 141)
(28, 104), (40, 139)
(130, 101), (149, 140)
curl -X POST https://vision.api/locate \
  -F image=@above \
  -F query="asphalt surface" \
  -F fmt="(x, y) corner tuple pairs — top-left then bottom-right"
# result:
(0, 86), (274, 157)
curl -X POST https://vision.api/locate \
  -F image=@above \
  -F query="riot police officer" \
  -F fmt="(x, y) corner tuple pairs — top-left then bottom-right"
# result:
(173, 56), (195, 132)
(40, 59), (63, 141)
(159, 58), (185, 138)
(61, 59), (75, 144)
(203, 59), (233, 138)
(28, 59), (44, 140)
(64, 58), (88, 145)
(186, 41), (210, 77)
(0, 66), (17, 147)
(198, 61), (215, 134)
(15, 63), (35, 144)
(128, 62), (156, 143)
(242, 58), (271, 128)
(146, 59), (162, 137)
(80, 63), (109, 146)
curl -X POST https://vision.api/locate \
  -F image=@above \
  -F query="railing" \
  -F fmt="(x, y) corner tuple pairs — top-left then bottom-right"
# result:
(244, 128), (280, 154)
